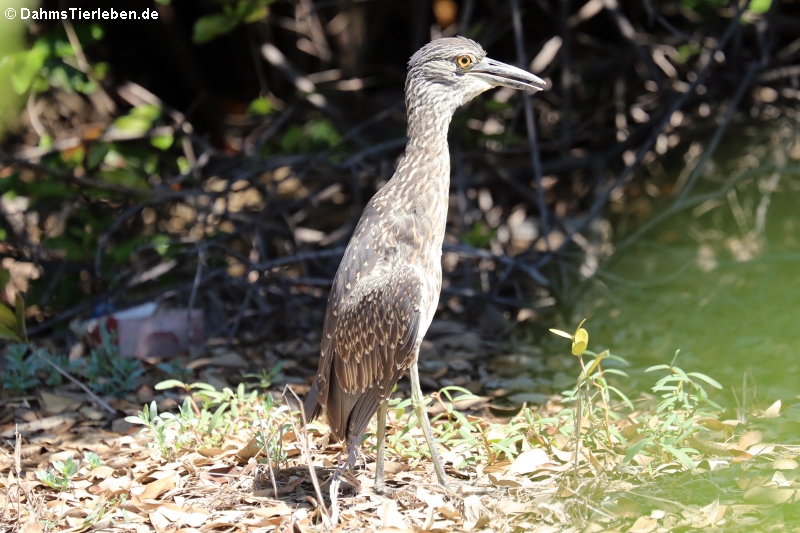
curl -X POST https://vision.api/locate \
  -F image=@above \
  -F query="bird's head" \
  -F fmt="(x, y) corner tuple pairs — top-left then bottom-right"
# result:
(407, 36), (546, 110)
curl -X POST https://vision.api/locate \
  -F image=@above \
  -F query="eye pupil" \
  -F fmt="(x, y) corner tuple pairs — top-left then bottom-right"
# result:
(458, 56), (471, 67)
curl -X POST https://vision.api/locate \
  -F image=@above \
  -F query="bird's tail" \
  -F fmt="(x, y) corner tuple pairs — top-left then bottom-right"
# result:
(303, 380), (323, 423)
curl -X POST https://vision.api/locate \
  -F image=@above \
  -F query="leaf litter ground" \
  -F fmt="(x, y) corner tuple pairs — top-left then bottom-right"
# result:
(2, 323), (800, 532)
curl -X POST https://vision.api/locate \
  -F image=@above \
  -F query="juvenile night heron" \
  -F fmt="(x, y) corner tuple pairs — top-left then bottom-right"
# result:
(305, 37), (545, 491)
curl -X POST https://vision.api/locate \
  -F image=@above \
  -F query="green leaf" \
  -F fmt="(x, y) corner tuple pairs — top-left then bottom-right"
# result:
(207, 403), (228, 433)
(0, 302), (16, 329)
(155, 379), (187, 391)
(663, 444), (696, 469)
(583, 350), (608, 378)
(247, 97), (273, 116)
(748, 0), (771, 13)
(687, 372), (723, 389)
(114, 116), (152, 136)
(10, 45), (48, 94)
(607, 385), (635, 410)
(623, 437), (652, 463)
(572, 327), (588, 356)
(549, 328), (573, 340)
(0, 322), (21, 341)
(150, 133), (174, 150)
(14, 294), (26, 341)
(86, 144), (111, 169)
(99, 169), (149, 189)
(242, 4), (269, 23)
(192, 13), (240, 44)
(0, 270), (9, 291)
(190, 382), (218, 392)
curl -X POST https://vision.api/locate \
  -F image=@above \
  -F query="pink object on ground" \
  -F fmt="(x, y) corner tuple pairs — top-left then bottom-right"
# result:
(79, 303), (204, 359)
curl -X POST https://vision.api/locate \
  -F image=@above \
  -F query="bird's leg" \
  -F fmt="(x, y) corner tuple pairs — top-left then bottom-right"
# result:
(374, 401), (388, 493)
(409, 361), (449, 488)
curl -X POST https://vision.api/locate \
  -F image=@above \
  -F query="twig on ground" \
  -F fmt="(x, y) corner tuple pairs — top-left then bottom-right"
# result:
(283, 386), (331, 528)
(30, 347), (116, 414)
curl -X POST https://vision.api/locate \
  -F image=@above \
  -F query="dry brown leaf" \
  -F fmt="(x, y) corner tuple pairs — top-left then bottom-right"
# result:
(236, 439), (261, 462)
(149, 510), (172, 533)
(252, 503), (292, 518)
(494, 500), (529, 514)
(40, 392), (82, 414)
(85, 465), (116, 480)
(735, 430), (763, 451)
(19, 522), (44, 533)
(612, 496), (643, 518)
(438, 504), (461, 520)
(139, 474), (176, 500)
(197, 448), (226, 458)
(487, 473), (522, 487)
(379, 500), (411, 531)
(462, 495), (489, 531)
(773, 458), (798, 470)
(97, 473), (133, 494)
(697, 418), (728, 431)
(509, 448), (551, 475)
(688, 436), (732, 457)
(764, 400), (782, 418)
(416, 486), (446, 509)
(482, 461), (511, 474)
(743, 487), (798, 505)
(689, 498), (719, 529)
(747, 443), (775, 456)
(628, 515), (657, 533)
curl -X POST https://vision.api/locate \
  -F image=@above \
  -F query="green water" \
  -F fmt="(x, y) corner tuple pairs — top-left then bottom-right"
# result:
(581, 147), (800, 404)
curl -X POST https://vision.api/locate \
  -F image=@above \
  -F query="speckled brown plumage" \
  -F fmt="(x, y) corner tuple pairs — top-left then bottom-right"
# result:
(304, 36), (545, 488)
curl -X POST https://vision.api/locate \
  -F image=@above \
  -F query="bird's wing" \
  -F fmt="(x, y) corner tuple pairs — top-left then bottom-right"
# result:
(331, 268), (422, 441)
(312, 205), (423, 442)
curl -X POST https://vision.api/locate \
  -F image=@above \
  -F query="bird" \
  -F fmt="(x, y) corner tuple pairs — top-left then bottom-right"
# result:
(304, 36), (545, 492)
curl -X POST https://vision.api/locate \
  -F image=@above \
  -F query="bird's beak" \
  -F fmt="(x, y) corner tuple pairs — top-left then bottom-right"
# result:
(467, 58), (546, 92)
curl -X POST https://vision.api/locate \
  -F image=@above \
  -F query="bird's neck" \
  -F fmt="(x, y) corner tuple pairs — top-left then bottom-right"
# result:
(404, 83), (458, 157)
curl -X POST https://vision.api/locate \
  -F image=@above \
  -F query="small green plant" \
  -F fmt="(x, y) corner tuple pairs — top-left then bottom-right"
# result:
(128, 380), (289, 461)
(2, 344), (38, 394)
(243, 364), (283, 389)
(550, 320), (632, 462)
(382, 386), (526, 469)
(80, 323), (144, 396)
(83, 451), (103, 469)
(35, 456), (79, 491)
(1, 24), (106, 96)
(126, 401), (172, 459)
(624, 350), (723, 469)
(192, 0), (274, 44)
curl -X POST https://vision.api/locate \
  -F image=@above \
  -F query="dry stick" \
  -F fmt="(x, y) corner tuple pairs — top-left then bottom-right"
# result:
(674, 59), (764, 203)
(509, 0), (550, 242)
(246, 103), (298, 155)
(254, 408), (280, 499)
(458, 0), (476, 34)
(224, 283), (255, 350)
(558, 0), (572, 159)
(283, 386), (331, 528)
(531, 9), (746, 273)
(29, 348), (116, 414)
(0, 154), (157, 197)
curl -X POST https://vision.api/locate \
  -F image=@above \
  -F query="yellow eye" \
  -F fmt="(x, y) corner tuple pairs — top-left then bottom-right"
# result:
(456, 55), (473, 68)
